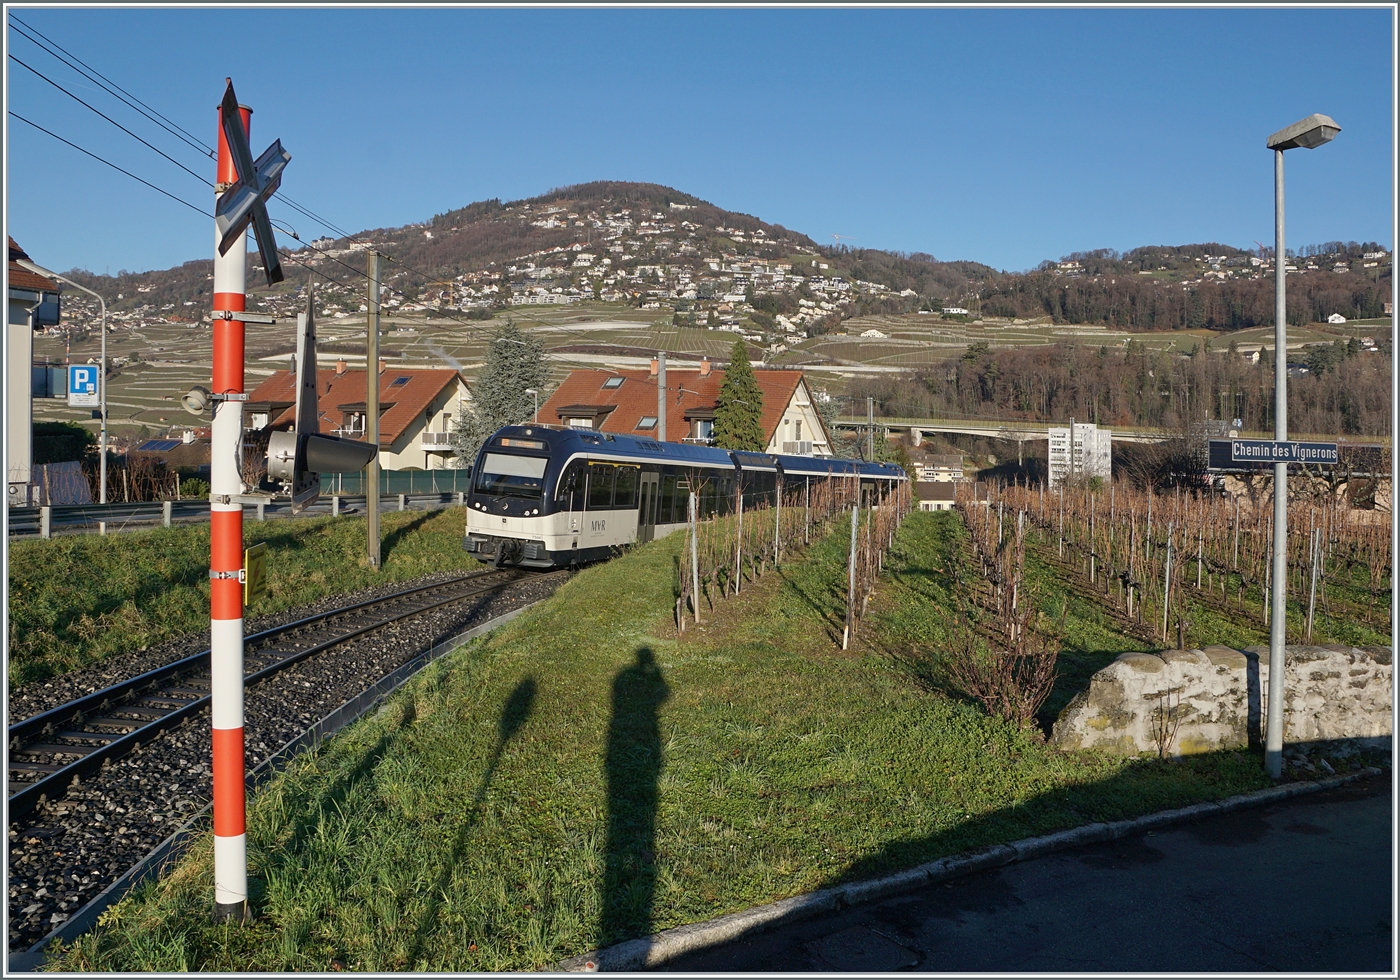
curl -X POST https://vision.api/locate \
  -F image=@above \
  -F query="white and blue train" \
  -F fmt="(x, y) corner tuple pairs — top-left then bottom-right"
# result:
(463, 424), (907, 570)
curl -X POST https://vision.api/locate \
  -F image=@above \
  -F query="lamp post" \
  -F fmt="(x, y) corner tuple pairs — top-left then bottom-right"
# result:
(1263, 113), (1340, 780)
(524, 388), (538, 423)
(17, 259), (108, 504)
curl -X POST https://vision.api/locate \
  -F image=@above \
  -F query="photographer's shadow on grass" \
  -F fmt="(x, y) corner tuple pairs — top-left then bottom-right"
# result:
(601, 646), (670, 950)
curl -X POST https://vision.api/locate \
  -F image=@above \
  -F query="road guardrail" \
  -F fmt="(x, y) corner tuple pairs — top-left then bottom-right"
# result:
(6, 492), (466, 539)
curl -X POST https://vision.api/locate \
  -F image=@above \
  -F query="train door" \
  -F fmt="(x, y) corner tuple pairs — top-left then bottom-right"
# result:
(637, 470), (660, 543)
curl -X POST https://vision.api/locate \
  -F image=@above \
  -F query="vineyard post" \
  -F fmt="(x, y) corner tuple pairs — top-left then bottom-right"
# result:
(1058, 484), (1064, 558)
(1197, 527), (1203, 589)
(1233, 495), (1240, 568)
(1162, 526), (1173, 643)
(689, 490), (701, 624)
(843, 502), (858, 650)
(804, 476), (810, 545)
(1306, 525), (1320, 641)
(733, 487), (744, 595)
(774, 477), (782, 566)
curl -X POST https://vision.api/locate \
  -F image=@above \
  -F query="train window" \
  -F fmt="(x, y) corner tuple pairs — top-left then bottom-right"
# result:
(587, 464), (615, 509)
(475, 453), (547, 499)
(659, 474), (676, 524)
(614, 465), (639, 509)
(557, 460), (585, 507)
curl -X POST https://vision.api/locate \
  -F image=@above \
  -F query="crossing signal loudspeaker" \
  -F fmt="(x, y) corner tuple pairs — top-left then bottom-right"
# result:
(266, 284), (376, 512)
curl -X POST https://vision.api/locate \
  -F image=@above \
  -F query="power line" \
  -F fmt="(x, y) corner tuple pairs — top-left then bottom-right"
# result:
(9, 53), (214, 188)
(8, 13), (370, 250)
(8, 111), (210, 218)
(8, 14), (216, 161)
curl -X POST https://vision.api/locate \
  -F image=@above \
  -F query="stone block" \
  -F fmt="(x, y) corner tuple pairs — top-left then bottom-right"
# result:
(1051, 645), (1392, 759)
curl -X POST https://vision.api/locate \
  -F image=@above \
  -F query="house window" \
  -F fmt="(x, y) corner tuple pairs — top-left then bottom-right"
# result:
(568, 417), (593, 428)
(693, 419), (714, 439)
(391, 376), (411, 387)
(602, 376), (624, 389)
(637, 416), (657, 430)
(795, 419), (802, 441)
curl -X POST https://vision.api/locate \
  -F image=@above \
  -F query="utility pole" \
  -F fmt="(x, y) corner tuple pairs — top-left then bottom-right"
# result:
(657, 349), (667, 442)
(366, 250), (381, 568)
(867, 396), (874, 460)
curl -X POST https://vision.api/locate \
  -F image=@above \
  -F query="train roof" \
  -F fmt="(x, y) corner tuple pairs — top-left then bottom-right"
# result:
(485, 425), (906, 479)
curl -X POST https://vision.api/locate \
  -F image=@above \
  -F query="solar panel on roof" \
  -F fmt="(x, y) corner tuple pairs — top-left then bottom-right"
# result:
(137, 440), (181, 452)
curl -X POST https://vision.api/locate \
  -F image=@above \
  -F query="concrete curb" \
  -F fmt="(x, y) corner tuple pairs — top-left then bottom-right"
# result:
(557, 766), (1384, 972)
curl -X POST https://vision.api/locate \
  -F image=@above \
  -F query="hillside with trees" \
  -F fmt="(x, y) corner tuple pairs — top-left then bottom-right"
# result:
(848, 335), (1392, 438)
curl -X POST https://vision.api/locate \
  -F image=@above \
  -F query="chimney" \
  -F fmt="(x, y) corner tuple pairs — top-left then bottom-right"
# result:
(649, 357), (659, 377)
(379, 358), (387, 375)
(699, 356), (711, 377)
(335, 359), (347, 376)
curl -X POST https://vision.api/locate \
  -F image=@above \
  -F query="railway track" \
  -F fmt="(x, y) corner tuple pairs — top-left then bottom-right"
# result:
(7, 568), (526, 820)
(9, 566), (567, 961)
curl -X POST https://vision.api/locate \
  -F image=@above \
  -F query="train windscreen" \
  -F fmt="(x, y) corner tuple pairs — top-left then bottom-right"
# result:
(474, 452), (547, 498)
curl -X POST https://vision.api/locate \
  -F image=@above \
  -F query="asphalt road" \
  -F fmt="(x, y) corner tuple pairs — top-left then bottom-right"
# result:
(661, 771), (1393, 973)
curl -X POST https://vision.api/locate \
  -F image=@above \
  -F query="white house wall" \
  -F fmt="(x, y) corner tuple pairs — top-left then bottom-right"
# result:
(383, 378), (471, 470)
(764, 379), (833, 456)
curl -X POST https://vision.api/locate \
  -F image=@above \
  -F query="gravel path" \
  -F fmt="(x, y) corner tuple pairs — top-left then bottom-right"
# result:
(7, 570), (566, 955)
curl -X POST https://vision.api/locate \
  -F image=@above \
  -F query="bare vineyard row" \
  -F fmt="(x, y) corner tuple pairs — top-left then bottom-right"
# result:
(957, 477), (1392, 647)
(675, 474), (913, 647)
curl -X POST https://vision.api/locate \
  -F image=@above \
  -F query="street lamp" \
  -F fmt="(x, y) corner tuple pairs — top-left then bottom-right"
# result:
(524, 388), (538, 423)
(1263, 112), (1339, 780)
(17, 259), (108, 504)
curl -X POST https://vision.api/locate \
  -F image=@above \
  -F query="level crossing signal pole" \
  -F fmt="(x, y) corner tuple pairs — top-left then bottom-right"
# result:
(209, 91), (253, 924)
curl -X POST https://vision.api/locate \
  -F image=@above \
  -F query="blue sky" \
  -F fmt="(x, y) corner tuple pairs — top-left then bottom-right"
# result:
(5, 6), (1394, 276)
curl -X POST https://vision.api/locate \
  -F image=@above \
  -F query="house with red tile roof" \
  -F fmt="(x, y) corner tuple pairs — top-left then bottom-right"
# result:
(9, 238), (63, 504)
(538, 357), (833, 455)
(246, 361), (470, 470)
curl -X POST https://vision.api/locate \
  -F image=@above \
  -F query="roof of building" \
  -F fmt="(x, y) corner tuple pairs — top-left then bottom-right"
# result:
(538, 366), (813, 444)
(915, 481), (957, 501)
(246, 367), (464, 447)
(8, 237), (61, 294)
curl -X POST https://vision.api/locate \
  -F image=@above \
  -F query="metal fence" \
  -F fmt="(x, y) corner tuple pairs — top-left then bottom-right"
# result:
(321, 469), (471, 495)
(7, 491), (467, 539)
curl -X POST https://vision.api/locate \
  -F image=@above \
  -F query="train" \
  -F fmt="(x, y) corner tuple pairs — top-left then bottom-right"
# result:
(463, 424), (907, 570)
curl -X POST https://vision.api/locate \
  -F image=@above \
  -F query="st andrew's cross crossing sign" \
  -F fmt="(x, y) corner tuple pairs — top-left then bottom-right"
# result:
(215, 79), (290, 285)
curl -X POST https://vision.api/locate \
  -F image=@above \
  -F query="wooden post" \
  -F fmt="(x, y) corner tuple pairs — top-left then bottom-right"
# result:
(689, 490), (701, 624)
(843, 502), (858, 650)
(366, 249), (381, 569)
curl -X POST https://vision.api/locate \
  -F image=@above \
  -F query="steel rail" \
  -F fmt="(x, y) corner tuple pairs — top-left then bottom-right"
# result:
(7, 569), (525, 820)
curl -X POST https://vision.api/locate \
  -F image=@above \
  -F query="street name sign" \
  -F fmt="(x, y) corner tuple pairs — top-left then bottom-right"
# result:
(214, 80), (289, 285)
(1209, 438), (1339, 470)
(67, 364), (98, 408)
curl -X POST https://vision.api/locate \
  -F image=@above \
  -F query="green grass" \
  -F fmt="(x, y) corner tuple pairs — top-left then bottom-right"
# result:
(6, 508), (477, 688)
(51, 512), (1277, 972)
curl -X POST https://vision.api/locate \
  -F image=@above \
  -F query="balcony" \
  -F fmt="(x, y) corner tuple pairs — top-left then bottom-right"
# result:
(782, 440), (814, 455)
(422, 431), (455, 450)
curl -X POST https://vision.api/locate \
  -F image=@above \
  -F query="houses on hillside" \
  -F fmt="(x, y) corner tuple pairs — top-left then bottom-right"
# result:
(537, 359), (834, 456)
(245, 362), (470, 470)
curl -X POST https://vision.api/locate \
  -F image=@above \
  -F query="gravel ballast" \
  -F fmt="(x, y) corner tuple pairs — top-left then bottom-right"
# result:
(6, 570), (565, 955)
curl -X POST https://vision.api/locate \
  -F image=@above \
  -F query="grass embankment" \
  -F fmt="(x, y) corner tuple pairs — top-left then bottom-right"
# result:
(7, 508), (476, 688)
(53, 511), (1277, 972)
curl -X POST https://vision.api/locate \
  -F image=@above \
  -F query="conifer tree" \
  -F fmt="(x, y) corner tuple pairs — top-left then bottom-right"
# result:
(451, 320), (547, 466)
(713, 339), (766, 451)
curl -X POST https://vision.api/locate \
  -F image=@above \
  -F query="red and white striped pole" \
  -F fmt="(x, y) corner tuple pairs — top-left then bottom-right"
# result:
(211, 89), (251, 923)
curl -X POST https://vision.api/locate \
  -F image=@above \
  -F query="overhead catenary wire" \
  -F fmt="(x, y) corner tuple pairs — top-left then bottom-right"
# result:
(8, 111), (211, 218)
(8, 13), (217, 161)
(8, 54), (215, 189)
